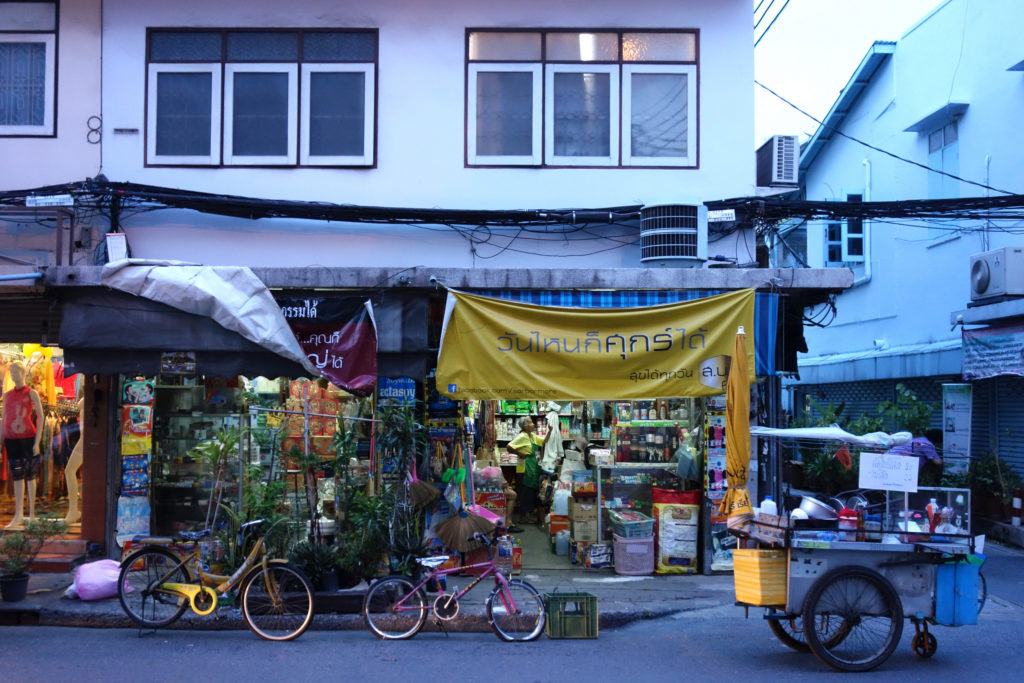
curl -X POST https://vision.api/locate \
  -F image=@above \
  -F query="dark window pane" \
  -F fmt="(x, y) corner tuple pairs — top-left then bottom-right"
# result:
(149, 31), (222, 61)
(227, 32), (298, 61)
(928, 129), (943, 153)
(232, 72), (289, 156)
(847, 217), (863, 236)
(552, 71), (610, 157)
(828, 244), (842, 262)
(0, 42), (46, 125)
(303, 32), (376, 61)
(476, 71), (533, 156)
(827, 223), (842, 241)
(309, 72), (365, 156)
(847, 237), (863, 257)
(944, 121), (957, 145)
(155, 72), (211, 156)
(630, 73), (687, 157)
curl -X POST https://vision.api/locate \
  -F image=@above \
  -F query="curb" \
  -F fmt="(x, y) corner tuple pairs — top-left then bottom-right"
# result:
(976, 517), (1024, 551)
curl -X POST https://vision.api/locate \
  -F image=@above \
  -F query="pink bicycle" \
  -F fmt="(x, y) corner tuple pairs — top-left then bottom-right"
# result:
(362, 524), (545, 641)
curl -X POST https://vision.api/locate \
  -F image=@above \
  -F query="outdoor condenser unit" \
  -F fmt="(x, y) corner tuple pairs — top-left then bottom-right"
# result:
(969, 246), (1024, 301)
(756, 134), (799, 186)
(639, 203), (708, 265)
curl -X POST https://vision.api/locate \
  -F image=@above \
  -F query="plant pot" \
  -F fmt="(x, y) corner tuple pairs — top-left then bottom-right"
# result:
(0, 573), (30, 603)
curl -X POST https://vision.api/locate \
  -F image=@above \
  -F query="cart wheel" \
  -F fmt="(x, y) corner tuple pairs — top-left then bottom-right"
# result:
(802, 566), (904, 672)
(768, 611), (849, 653)
(977, 571), (987, 616)
(912, 631), (938, 659)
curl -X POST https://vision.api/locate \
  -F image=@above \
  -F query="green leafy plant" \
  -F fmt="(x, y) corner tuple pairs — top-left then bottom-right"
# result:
(0, 517), (67, 576)
(191, 427), (244, 530)
(289, 539), (340, 590)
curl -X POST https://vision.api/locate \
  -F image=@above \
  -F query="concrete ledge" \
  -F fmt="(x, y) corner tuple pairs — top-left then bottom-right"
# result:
(977, 517), (1024, 550)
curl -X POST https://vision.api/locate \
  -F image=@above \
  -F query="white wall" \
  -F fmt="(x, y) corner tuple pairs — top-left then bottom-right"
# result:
(801, 0), (1024, 360)
(96, 0), (755, 267)
(0, 0), (101, 189)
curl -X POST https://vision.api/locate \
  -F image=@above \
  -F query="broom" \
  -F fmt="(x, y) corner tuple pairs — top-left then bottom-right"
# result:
(408, 461), (441, 510)
(435, 442), (495, 551)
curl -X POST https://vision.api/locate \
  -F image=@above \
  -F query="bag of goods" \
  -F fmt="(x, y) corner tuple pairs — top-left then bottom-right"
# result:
(652, 488), (700, 574)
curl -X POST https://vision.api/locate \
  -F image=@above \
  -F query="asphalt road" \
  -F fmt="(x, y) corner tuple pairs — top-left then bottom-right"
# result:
(2, 587), (1022, 683)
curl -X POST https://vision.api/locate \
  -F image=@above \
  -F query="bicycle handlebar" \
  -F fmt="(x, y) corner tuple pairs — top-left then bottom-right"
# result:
(469, 521), (507, 547)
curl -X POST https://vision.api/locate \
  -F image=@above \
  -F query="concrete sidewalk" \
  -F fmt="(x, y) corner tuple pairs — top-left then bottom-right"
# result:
(1, 567), (736, 633)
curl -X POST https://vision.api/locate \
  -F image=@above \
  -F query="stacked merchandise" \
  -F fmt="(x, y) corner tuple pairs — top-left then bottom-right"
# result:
(608, 509), (655, 575)
(116, 378), (155, 547)
(282, 379), (340, 460)
(652, 488), (699, 574)
(568, 492), (609, 568)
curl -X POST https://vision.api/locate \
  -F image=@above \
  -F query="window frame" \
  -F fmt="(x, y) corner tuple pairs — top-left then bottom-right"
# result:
(467, 62), (542, 166)
(544, 63), (619, 167)
(145, 62), (222, 166)
(621, 63), (696, 167)
(145, 28), (378, 168)
(300, 62), (375, 166)
(466, 28), (699, 169)
(223, 63), (298, 166)
(0, 33), (56, 136)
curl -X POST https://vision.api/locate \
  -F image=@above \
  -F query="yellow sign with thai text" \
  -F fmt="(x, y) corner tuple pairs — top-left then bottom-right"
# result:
(437, 289), (755, 400)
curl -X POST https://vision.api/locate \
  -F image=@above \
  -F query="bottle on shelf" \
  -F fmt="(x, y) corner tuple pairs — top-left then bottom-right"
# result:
(759, 495), (777, 517)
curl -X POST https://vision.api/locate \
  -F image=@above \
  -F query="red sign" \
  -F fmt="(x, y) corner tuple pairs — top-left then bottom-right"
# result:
(278, 297), (377, 395)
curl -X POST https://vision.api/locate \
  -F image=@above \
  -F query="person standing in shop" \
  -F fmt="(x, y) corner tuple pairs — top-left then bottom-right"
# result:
(2, 361), (45, 530)
(507, 416), (546, 526)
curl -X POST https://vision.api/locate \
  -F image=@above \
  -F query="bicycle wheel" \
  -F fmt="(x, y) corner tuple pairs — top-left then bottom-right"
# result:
(240, 562), (315, 641)
(768, 610), (850, 653)
(118, 546), (192, 629)
(486, 579), (545, 642)
(802, 566), (904, 672)
(363, 576), (428, 640)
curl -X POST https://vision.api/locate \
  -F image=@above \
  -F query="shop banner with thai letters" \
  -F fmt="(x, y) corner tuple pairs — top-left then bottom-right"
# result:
(278, 297), (377, 395)
(437, 288), (755, 400)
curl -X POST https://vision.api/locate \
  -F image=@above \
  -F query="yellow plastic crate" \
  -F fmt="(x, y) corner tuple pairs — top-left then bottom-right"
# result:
(733, 548), (787, 606)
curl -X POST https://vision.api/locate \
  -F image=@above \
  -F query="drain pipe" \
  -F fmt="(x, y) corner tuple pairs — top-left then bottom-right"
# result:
(854, 159), (872, 287)
(983, 154), (992, 251)
(0, 272), (43, 282)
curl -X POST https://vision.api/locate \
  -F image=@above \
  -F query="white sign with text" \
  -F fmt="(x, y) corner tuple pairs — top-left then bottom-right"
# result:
(858, 451), (919, 492)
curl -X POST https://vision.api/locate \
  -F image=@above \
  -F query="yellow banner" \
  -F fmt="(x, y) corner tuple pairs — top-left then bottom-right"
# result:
(437, 289), (755, 400)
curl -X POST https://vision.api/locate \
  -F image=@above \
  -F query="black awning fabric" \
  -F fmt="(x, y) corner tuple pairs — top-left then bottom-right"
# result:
(58, 289), (307, 378)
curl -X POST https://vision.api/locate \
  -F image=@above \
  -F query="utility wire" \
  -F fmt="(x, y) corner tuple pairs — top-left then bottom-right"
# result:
(755, 80), (1017, 196)
(755, 0), (791, 47)
(753, 0), (778, 31)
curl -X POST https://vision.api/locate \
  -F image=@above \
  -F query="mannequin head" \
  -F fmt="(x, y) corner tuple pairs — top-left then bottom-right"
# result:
(8, 360), (27, 387)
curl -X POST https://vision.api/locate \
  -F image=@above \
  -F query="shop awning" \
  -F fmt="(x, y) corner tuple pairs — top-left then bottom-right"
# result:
(472, 289), (778, 376)
(58, 289), (308, 378)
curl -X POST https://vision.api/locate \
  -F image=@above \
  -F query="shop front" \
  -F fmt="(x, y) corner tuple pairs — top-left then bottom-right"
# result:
(433, 287), (769, 575)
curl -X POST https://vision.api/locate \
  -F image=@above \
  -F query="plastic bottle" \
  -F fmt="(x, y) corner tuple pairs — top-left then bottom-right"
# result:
(760, 496), (778, 517)
(495, 536), (514, 574)
(555, 530), (570, 556)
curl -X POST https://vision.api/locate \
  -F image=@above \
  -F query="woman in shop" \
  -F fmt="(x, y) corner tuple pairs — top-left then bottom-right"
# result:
(506, 416), (546, 526)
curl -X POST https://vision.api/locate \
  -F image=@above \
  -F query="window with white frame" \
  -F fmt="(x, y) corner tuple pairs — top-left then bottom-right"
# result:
(146, 29), (376, 167)
(824, 194), (865, 265)
(0, 1), (57, 136)
(927, 120), (959, 231)
(467, 29), (697, 168)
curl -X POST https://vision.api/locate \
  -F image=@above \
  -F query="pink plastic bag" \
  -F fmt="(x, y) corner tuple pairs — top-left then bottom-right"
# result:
(74, 559), (123, 601)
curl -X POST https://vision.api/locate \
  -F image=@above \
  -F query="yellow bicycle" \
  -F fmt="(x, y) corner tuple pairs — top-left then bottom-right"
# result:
(117, 519), (314, 641)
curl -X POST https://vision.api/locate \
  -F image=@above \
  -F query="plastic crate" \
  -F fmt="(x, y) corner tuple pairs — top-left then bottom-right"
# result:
(612, 533), (654, 576)
(732, 548), (787, 607)
(608, 509), (654, 538)
(544, 592), (599, 639)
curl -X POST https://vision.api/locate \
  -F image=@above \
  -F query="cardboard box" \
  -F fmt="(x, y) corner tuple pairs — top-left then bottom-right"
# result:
(750, 512), (789, 547)
(548, 514), (570, 536)
(569, 498), (599, 522)
(572, 519), (599, 542)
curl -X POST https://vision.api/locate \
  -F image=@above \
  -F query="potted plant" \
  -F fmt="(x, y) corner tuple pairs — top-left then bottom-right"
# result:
(1, 517), (67, 602)
(289, 540), (341, 592)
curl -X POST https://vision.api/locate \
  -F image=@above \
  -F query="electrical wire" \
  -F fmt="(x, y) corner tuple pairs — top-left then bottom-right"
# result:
(754, 0), (791, 47)
(755, 80), (1018, 196)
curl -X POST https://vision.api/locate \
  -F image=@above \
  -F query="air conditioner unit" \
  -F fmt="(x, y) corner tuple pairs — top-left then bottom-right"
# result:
(639, 203), (708, 266)
(756, 135), (799, 186)
(969, 246), (1024, 301)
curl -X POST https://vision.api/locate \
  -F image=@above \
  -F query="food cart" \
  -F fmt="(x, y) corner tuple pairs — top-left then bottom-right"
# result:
(732, 428), (984, 672)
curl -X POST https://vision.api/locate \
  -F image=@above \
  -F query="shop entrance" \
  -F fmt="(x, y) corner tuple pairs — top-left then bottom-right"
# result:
(1, 344), (85, 546)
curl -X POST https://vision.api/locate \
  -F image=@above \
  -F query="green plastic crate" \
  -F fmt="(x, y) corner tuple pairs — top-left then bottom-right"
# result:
(543, 592), (598, 639)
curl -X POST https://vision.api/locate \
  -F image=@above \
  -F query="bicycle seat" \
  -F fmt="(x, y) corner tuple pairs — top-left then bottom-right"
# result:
(416, 555), (451, 569)
(179, 529), (211, 542)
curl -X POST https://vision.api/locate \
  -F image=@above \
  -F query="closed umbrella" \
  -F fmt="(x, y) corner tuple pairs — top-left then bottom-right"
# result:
(719, 326), (754, 529)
